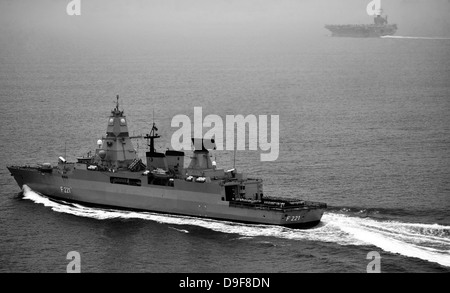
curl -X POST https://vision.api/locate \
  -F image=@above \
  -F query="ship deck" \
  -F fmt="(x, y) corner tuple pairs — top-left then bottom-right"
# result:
(230, 197), (327, 212)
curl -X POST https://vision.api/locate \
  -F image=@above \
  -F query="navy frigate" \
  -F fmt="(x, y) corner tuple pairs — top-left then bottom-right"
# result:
(7, 96), (326, 228)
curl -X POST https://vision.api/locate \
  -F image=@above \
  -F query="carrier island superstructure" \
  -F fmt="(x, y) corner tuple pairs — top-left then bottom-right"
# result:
(8, 96), (326, 228)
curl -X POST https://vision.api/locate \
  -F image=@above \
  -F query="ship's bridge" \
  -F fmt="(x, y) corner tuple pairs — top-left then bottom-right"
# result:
(94, 95), (137, 169)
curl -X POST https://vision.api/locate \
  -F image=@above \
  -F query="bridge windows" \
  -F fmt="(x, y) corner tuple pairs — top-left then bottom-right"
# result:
(110, 177), (141, 186)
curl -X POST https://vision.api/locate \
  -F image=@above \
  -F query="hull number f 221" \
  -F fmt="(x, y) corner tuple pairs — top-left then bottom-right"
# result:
(60, 186), (72, 194)
(286, 215), (303, 222)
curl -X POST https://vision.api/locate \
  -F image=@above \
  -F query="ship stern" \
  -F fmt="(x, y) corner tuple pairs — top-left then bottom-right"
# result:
(280, 205), (326, 229)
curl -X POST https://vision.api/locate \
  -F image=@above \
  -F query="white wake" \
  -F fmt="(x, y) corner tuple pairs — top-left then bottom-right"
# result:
(381, 35), (450, 40)
(22, 185), (450, 267)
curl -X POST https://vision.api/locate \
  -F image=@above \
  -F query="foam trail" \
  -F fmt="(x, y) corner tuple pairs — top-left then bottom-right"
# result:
(382, 36), (450, 40)
(22, 185), (450, 267)
(336, 215), (450, 267)
(169, 227), (189, 233)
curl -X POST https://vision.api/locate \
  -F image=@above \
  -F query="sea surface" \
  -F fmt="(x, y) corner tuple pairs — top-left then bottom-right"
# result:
(0, 34), (449, 273)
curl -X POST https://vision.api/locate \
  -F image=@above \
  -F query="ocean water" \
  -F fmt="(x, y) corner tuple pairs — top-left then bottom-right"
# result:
(0, 34), (449, 273)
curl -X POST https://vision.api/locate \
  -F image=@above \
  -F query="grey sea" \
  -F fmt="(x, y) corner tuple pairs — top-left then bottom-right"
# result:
(1, 2), (450, 274)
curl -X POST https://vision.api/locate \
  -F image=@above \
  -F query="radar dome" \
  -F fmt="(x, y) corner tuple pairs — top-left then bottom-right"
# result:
(99, 150), (106, 159)
(97, 139), (102, 146)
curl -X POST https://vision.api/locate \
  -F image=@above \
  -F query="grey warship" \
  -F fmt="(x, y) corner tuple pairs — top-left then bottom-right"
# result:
(7, 96), (326, 228)
(325, 9), (397, 38)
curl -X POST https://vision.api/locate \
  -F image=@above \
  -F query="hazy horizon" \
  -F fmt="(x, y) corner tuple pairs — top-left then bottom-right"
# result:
(1, 0), (450, 56)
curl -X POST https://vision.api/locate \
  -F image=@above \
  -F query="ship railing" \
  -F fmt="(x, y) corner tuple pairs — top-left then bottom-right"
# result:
(9, 165), (52, 171)
(230, 198), (326, 211)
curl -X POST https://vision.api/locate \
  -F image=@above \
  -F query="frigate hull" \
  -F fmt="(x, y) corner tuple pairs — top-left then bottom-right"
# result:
(7, 95), (326, 229)
(8, 166), (325, 228)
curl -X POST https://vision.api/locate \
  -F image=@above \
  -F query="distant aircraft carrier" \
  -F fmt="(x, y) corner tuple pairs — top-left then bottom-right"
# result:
(325, 8), (397, 38)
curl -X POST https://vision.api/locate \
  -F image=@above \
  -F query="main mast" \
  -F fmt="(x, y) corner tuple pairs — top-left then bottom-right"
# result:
(144, 121), (160, 155)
